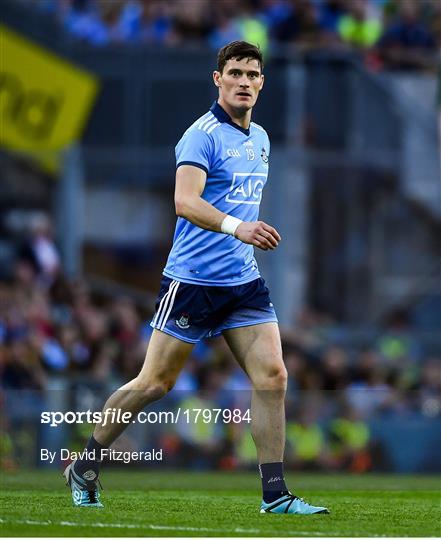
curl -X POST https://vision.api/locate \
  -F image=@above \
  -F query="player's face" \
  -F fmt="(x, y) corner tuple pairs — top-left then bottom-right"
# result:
(214, 57), (264, 113)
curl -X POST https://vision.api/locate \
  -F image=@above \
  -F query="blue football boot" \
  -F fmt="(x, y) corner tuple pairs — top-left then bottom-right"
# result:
(63, 461), (103, 508)
(260, 493), (329, 514)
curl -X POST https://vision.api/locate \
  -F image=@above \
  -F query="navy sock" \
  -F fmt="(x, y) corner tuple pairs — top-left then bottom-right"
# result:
(73, 435), (106, 484)
(259, 462), (289, 503)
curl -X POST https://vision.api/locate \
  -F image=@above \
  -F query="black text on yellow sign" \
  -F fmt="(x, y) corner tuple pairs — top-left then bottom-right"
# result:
(0, 24), (99, 171)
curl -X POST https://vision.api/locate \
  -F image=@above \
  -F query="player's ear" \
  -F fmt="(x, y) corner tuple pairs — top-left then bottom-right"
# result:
(259, 74), (264, 91)
(213, 70), (221, 87)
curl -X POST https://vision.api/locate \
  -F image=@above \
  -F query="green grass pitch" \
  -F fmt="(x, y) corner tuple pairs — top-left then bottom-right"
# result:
(1, 470), (440, 537)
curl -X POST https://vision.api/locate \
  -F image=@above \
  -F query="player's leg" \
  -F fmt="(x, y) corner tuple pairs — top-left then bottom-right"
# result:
(223, 322), (328, 514)
(223, 322), (287, 464)
(93, 329), (193, 444)
(65, 329), (193, 507)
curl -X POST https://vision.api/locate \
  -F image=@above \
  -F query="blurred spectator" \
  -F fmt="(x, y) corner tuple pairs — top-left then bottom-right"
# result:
(174, 368), (229, 468)
(259, 0), (293, 30)
(1, 339), (46, 390)
(139, 0), (174, 44)
(273, 0), (325, 47)
(233, 1), (269, 54)
(286, 404), (327, 469)
(209, 0), (269, 53)
(284, 342), (306, 408)
(328, 405), (372, 472)
(376, 309), (422, 365)
(318, 0), (347, 34)
(419, 357), (441, 417)
(170, 0), (213, 45)
(321, 345), (350, 391)
(62, 0), (110, 45)
(113, 0), (144, 42)
(11, 261), (36, 299)
(18, 213), (61, 288)
(208, 1), (243, 50)
(377, 0), (437, 70)
(345, 349), (392, 417)
(337, 0), (382, 49)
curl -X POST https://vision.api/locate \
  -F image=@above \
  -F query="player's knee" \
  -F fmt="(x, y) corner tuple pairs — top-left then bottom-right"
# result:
(268, 364), (288, 391)
(252, 363), (287, 391)
(137, 378), (174, 403)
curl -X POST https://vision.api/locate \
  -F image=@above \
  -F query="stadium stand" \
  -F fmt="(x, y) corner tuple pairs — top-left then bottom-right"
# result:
(15, 0), (440, 71)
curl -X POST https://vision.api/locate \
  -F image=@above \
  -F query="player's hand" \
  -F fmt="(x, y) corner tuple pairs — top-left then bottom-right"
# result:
(235, 221), (281, 250)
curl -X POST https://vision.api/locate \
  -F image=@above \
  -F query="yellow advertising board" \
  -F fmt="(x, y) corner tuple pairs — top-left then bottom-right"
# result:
(0, 24), (99, 171)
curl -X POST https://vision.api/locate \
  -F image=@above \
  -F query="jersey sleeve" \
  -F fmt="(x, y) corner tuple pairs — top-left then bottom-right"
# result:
(175, 127), (214, 174)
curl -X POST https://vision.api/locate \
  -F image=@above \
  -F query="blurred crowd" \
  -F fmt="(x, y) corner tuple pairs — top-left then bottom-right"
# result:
(0, 213), (440, 471)
(25, 0), (439, 70)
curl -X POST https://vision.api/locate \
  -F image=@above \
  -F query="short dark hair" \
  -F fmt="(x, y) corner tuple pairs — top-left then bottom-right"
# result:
(217, 41), (264, 74)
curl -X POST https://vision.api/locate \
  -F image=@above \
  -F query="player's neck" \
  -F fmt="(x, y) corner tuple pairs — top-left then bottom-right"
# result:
(218, 98), (252, 130)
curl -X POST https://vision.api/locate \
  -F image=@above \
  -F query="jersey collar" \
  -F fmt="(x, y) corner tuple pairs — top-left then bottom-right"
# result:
(210, 101), (250, 136)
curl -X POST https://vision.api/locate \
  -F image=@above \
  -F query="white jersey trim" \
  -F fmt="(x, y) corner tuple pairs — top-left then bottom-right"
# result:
(197, 113), (215, 131)
(206, 121), (221, 134)
(251, 122), (266, 133)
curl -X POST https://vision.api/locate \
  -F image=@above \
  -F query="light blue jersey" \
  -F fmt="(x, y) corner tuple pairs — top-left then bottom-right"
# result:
(163, 101), (270, 286)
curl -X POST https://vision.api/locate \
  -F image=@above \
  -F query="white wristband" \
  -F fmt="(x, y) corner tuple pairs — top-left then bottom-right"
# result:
(221, 215), (243, 237)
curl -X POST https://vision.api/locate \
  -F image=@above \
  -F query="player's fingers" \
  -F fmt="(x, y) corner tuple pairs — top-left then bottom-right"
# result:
(259, 230), (279, 248)
(253, 238), (268, 251)
(256, 226), (278, 247)
(256, 233), (274, 250)
(261, 223), (281, 242)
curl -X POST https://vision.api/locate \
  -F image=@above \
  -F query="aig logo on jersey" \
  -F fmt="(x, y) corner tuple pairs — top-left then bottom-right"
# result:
(226, 173), (267, 205)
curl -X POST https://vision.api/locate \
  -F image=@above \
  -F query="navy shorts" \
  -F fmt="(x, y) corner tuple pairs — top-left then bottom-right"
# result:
(150, 276), (278, 344)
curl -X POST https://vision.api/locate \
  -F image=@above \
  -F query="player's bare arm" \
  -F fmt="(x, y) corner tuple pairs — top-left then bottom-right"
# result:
(175, 164), (281, 251)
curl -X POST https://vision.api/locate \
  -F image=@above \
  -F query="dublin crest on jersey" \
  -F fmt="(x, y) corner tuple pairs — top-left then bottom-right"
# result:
(261, 147), (269, 163)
